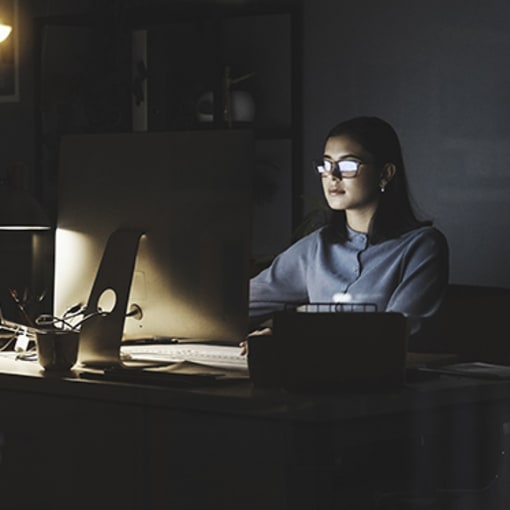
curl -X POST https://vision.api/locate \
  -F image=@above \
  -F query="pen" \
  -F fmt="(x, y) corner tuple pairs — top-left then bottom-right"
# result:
(8, 288), (35, 327)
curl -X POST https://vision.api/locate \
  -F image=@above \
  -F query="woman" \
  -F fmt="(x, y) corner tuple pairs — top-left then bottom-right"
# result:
(249, 116), (449, 343)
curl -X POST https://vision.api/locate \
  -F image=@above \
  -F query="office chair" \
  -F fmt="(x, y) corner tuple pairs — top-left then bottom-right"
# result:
(435, 284), (510, 364)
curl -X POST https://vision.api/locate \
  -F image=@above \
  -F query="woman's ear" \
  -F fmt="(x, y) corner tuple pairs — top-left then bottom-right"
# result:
(379, 162), (396, 188)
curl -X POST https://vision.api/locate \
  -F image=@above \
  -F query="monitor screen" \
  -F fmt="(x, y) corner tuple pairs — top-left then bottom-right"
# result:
(54, 130), (253, 344)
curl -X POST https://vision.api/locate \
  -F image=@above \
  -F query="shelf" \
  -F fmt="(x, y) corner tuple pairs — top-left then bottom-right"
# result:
(34, 2), (303, 258)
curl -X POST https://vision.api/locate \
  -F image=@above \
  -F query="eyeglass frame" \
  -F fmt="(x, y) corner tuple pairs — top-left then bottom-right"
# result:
(313, 158), (369, 179)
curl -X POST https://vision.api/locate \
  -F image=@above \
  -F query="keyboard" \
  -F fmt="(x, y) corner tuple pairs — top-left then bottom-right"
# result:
(121, 343), (248, 371)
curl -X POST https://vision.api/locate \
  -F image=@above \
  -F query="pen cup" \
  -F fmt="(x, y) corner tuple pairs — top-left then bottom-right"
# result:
(35, 329), (79, 371)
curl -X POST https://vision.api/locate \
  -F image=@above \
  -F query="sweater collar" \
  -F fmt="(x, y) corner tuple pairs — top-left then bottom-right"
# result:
(346, 225), (369, 248)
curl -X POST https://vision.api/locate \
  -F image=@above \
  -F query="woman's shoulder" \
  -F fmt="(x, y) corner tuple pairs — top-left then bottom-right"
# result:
(278, 226), (337, 259)
(271, 227), (323, 261)
(403, 224), (446, 239)
(287, 227), (326, 251)
(400, 224), (449, 252)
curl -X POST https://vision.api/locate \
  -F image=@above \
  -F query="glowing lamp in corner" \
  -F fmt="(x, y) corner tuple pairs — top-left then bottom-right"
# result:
(0, 23), (12, 44)
(0, 185), (51, 231)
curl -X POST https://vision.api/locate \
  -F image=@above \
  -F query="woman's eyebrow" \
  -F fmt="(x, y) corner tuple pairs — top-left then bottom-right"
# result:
(323, 153), (363, 160)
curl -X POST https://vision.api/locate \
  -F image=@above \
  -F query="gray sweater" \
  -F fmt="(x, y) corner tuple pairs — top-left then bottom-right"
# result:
(249, 224), (449, 335)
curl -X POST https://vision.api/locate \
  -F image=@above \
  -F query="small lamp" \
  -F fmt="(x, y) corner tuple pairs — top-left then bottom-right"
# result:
(0, 174), (52, 330)
(0, 168), (51, 231)
(0, 22), (12, 44)
(0, 186), (51, 231)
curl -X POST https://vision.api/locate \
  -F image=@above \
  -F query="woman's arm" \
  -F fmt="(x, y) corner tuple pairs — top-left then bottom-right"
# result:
(249, 234), (314, 326)
(386, 228), (449, 336)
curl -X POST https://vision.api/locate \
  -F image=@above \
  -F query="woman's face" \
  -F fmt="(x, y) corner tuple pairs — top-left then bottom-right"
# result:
(320, 135), (382, 216)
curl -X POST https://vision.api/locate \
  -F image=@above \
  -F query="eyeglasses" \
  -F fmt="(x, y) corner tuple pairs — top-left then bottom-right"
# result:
(313, 158), (366, 179)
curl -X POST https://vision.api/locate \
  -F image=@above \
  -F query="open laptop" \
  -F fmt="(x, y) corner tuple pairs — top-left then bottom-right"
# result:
(265, 309), (410, 392)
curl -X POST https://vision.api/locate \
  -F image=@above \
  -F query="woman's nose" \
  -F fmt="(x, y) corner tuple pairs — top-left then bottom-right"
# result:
(326, 170), (342, 181)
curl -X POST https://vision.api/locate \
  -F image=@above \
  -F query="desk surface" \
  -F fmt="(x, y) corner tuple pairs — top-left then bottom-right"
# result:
(0, 353), (509, 424)
(1, 354), (510, 510)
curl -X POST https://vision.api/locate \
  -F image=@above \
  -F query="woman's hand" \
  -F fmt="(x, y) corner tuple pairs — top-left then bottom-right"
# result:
(239, 327), (273, 355)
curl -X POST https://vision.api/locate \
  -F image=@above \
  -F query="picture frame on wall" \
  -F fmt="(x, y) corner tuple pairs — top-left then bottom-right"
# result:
(0, 0), (18, 102)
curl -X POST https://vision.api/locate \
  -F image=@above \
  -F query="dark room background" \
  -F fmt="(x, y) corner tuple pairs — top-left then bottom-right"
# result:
(1, 0), (509, 308)
(301, 0), (510, 288)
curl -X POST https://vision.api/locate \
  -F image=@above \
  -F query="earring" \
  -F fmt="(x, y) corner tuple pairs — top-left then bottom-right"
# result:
(380, 184), (386, 193)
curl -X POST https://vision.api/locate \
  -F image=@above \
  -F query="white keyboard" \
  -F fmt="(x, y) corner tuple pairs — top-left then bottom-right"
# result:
(121, 343), (248, 371)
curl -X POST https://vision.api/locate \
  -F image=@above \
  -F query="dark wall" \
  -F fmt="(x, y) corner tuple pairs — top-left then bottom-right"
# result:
(3, 0), (510, 289)
(302, 0), (510, 287)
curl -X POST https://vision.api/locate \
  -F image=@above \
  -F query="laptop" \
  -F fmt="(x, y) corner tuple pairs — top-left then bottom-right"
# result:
(262, 310), (410, 393)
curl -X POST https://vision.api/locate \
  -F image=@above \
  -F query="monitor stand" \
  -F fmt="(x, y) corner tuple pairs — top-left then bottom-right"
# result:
(77, 228), (144, 368)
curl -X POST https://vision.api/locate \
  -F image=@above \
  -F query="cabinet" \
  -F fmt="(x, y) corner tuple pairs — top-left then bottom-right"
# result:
(0, 359), (320, 510)
(0, 387), (146, 509)
(35, 2), (303, 266)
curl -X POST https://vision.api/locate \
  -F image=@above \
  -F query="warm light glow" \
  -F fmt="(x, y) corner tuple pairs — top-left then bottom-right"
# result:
(0, 225), (50, 231)
(54, 229), (98, 318)
(0, 23), (12, 43)
(55, 228), (239, 341)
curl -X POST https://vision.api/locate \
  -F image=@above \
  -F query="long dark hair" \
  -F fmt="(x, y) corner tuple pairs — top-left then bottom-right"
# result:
(324, 116), (430, 243)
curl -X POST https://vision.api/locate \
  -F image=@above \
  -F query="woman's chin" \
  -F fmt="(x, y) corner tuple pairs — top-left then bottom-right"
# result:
(326, 197), (348, 210)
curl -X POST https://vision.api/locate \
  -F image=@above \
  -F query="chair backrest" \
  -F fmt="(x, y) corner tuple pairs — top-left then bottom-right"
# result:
(434, 284), (510, 363)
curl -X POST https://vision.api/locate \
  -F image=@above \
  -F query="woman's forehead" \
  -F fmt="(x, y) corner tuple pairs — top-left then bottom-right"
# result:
(324, 135), (369, 158)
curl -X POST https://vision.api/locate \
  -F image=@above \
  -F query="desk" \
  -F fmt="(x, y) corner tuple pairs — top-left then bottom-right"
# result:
(0, 357), (509, 510)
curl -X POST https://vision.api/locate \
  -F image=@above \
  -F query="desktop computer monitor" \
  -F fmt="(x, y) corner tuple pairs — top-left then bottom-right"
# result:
(54, 130), (253, 344)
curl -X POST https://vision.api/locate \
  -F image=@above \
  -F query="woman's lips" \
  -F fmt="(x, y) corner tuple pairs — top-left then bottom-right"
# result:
(328, 187), (345, 195)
